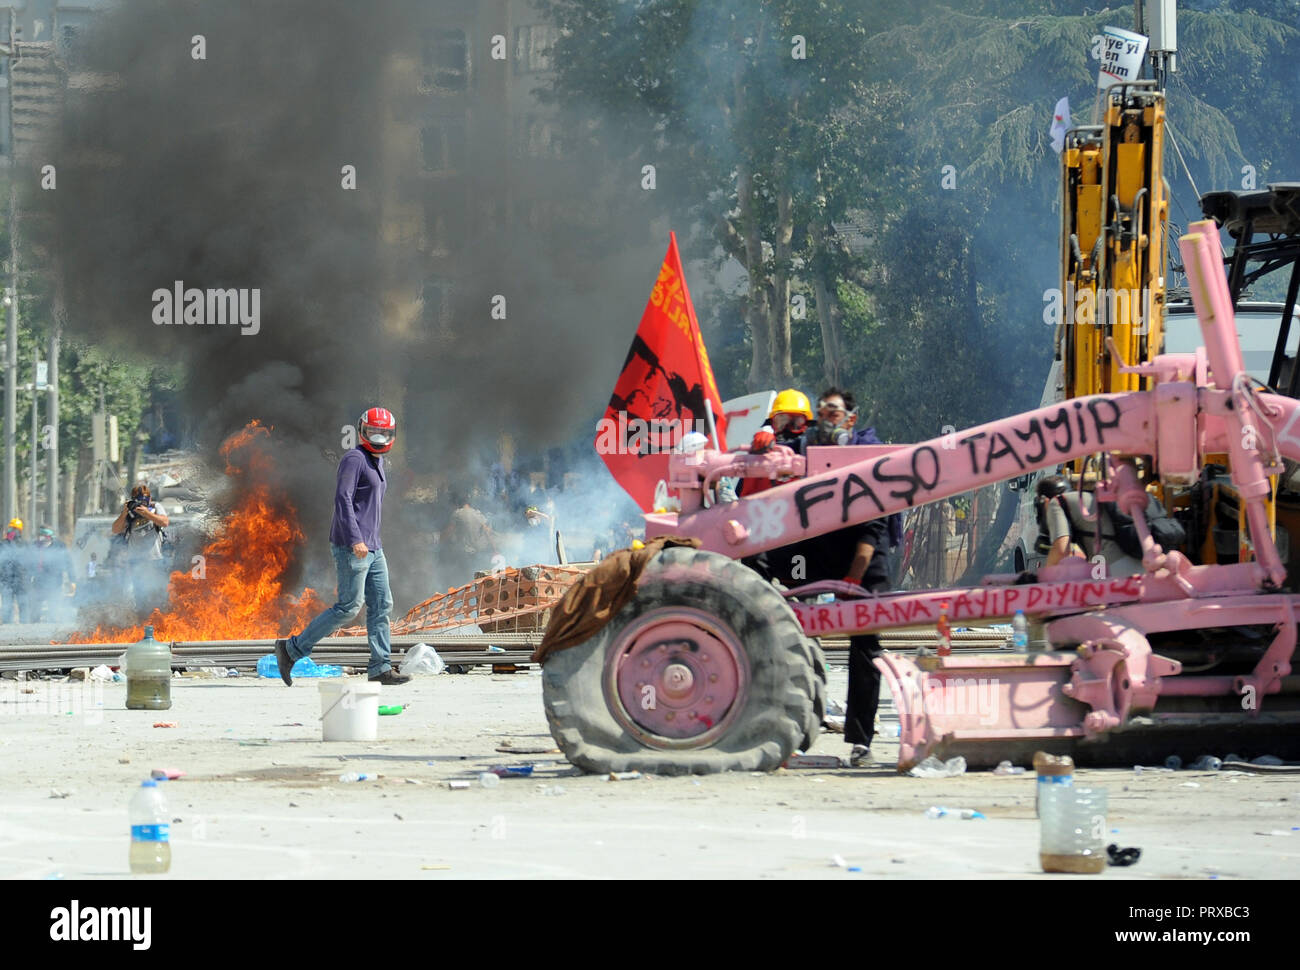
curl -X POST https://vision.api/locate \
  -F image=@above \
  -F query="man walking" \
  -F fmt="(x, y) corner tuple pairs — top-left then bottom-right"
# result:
(275, 407), (408, 686)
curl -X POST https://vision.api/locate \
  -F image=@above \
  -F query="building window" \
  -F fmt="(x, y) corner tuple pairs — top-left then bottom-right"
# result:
(421, 119), (466, 173)
(514, 25), (558, 74)
(422, 28), (469, 93)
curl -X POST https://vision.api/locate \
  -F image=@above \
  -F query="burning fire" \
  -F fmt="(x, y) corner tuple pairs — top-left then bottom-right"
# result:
(68, 421), (326, 642)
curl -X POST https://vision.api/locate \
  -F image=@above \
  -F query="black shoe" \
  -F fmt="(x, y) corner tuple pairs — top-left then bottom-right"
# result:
(368, 668), (411, 686)
(849, 744), (874, 767)
(274, 638), (294, 686)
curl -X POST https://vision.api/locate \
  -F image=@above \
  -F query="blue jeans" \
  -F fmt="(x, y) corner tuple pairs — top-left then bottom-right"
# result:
(287, 545), (393, 678)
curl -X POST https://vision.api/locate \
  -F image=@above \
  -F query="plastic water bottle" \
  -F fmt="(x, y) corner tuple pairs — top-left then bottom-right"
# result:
(338, 772), (370, 782)
(936, 601), (952, 656)
(1012, 611), (1029, 651)
(125, 626), (172, 710)
(129, 780), (171, 873)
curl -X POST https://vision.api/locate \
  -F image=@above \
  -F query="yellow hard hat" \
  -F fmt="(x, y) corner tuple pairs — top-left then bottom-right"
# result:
(769, 389), (813, 421)
(7, 518), (21, 531)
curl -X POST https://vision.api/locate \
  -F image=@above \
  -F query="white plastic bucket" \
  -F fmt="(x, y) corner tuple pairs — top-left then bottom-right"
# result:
(319, 680), (381, 742)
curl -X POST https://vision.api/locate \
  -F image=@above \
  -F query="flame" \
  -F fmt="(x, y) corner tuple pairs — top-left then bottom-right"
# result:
(68, 421), (326, 642)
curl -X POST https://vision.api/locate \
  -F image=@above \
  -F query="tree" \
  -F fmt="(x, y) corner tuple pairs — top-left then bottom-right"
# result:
(539, 0), (927, 391)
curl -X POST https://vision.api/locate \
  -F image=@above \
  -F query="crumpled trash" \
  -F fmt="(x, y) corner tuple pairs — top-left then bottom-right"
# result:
(908, 755), (966, 778)
(1107, 844), (1141, 867)
(399, 643), (446, 676)
(992, 760), (1026, 776)
(255, 654), (342, 679)
(88, 664), (116, 683)
(924, 805), (984, 819)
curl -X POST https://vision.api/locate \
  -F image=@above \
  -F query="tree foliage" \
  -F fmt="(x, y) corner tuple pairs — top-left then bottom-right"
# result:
(542, 0), (1300, 447)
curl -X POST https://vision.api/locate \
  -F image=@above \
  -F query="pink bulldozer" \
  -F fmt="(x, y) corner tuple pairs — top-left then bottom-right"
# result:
(541, 224), (1300, 774)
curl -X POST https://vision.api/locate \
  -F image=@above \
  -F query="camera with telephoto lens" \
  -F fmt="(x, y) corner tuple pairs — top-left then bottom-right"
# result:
(126, 497), (147, 515)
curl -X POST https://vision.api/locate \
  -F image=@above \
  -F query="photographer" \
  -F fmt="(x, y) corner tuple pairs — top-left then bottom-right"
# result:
(111, 484), (171, 617)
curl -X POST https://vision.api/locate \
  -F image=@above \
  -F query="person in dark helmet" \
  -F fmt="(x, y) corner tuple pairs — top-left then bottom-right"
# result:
(276, 407), (407, 686)
(1037, 473), (1143, 577)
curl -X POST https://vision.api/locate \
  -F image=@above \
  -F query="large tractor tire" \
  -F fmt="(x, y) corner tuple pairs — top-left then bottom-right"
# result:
(801, 638), (828, 752)
(542, 547), (818, 775)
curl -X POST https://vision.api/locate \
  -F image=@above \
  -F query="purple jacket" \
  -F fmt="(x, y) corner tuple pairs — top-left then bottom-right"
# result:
(329, 447), (386, 550)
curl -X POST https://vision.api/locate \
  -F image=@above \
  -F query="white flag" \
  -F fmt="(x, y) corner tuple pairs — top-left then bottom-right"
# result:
(1097, 26), (1149, 89)
(1050, 96), (1071, 154)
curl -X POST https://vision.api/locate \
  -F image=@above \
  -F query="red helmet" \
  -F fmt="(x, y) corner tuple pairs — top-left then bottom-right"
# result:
(358, 407), (396, 454)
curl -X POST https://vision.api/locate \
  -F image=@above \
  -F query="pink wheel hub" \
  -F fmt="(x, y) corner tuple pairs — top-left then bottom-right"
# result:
(604, 608), (749, 747)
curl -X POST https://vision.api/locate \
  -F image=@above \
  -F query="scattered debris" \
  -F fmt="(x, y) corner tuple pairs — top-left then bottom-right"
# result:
(909, 756), (966, 778)
(69, 668), (89, 681)
(993, 760), (1026, 776)
(496, 741), (562, 754)
(404, 778), (422, 785)
(489, 765), (535, 777)
(540, 785), (567, 796)
(1179, 782), (1201, 788)
(152, 722), (178, 728)
(400, 643), (446, 676)
(1222, 760), (1300, 774)
(1256, 830), (1293, 837)
(609, 771), (642, 781)
(478, 773), (500, 788)
(420, 864), (451, 870)
(89, 665), (117, 683)
(377, 705), (404, 716)
(448, 781), (470, 790)
(1107, 844), (1141, 867)
(924, 806), (985, 819)
(784, 753), (843, 769)
(830, 854), (848, 868)
(150, 769), (184, 781)
(118, 757), (130, 764)
(49, 789), (71, 799)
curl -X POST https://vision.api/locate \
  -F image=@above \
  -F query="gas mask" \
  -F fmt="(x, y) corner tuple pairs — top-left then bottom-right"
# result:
(813, 420), (851, 446)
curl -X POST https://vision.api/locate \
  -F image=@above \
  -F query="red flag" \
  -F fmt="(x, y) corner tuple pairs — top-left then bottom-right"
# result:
(597, 233), (728, 511)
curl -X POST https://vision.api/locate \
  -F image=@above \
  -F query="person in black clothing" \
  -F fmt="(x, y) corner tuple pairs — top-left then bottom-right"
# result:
(813, 517), (891, 767)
